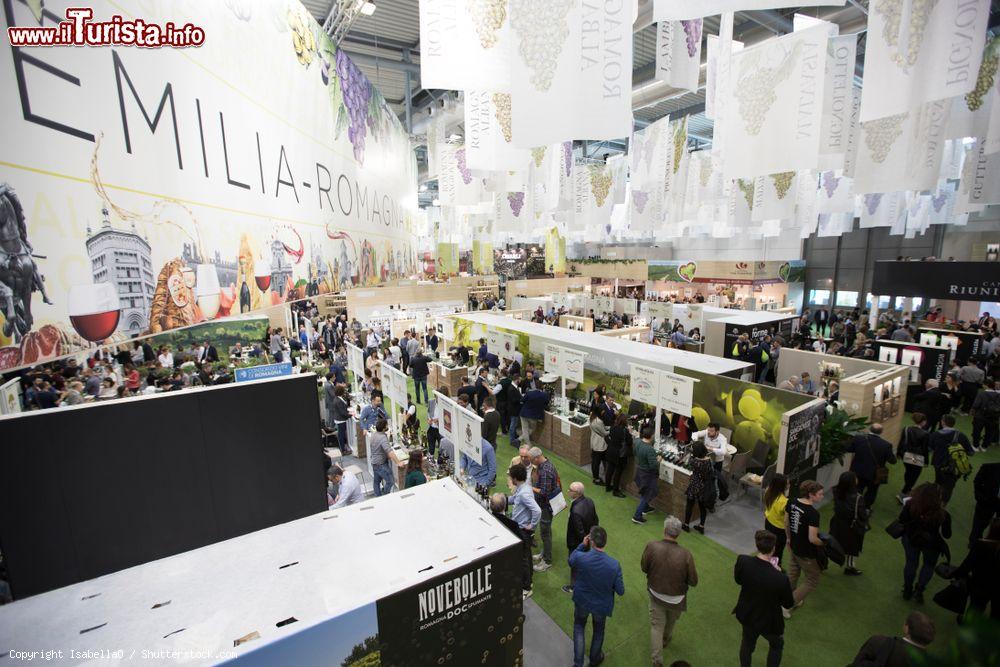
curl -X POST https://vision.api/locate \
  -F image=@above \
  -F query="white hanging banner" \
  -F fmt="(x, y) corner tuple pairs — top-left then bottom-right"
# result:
(655, 19), (703, 92)
(955, 140), (1000, 214)
(722, 24), (829, 180)
(658, 371), (695, 417)
(509, 0), (634, 146)
(418, 0), (513, 91)
(815, 172), (855, 214)
(860, 191), (907, 228)
(544, 343), (565, 376)
(464, 90), (531, 171)
(383, 363), (410, 407)
(629, 363), (661, 406)
(562, 348), (587, 383)
(653, 0), (845, 20)
(456, 405), (484, 464)
(860, 0), (990, 123)
(487, 328), (502, 353)
(852, 99), (951, 195)
(346, 343), (365, 378)
(500, 332), (520, 360)
(753, 172), (798, 222)
(818, 34), (859, 171)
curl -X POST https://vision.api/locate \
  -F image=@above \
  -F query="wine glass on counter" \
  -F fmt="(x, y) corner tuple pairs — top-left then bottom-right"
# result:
(68, 282), (121, 342)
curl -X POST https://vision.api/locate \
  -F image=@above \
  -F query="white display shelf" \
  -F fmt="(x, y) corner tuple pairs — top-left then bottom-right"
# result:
(0, 479), (518, 664)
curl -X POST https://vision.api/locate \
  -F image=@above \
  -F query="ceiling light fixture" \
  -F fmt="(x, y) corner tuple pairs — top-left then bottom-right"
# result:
(357, 0), (376, 16)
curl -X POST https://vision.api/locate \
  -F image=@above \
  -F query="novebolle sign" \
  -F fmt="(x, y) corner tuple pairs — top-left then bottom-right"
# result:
(871, 261), (1000, 300)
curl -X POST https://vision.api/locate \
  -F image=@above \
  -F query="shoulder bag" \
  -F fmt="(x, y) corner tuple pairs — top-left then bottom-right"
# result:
(867, 436), (890, 485)
(900, 428), (926, 467)
(850, 494), (871, 532)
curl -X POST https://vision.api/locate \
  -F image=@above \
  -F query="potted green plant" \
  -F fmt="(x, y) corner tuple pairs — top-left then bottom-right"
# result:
(815, 407), (869, 490)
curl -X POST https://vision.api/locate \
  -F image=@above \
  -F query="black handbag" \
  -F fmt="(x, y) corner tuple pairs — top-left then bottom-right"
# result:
(885, 519), (905, 539)
(933, 578), (969, 615)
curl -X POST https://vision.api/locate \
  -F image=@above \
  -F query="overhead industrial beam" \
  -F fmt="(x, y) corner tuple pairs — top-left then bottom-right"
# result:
(342, 49), (421, 77)
(741, 9), (794, 35)
(341, 30), (417, 52)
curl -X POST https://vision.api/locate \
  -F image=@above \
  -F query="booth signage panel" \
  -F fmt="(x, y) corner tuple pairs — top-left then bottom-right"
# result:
(234, 362), (293, 383)
(658, 372), (695, 417)
(872, 261), (1000, 300)
(562, 348), (587, 383)
(629, 363), (661, 407)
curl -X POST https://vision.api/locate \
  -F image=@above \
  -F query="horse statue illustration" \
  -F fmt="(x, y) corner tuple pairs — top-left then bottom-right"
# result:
(0, 184), (51, 340)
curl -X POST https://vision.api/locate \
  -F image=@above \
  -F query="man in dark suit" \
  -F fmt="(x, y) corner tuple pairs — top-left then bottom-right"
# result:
(912, 379), (951, 431)
(480, 396), (501, 448)
(200, 339), (219, 363)
(563, 482), (599, 594)
(845, 423), (897, 508)
(970, 462), (1000, 547)
(733, 530), (794, 667)
(849, 611), (935, 666)
(813, 308), (829, 335)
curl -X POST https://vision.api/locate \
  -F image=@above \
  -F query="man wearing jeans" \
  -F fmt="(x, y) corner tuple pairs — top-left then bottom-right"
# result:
(569, 527), (624, 667)
(632, 426), (662, 524)
(785, 481), (824, 613)
(641, 516), (698, 666)
(508, 464), (541, 599)
(368, 420), (400, 497)
(507, 376), (523, 447)
(409, 348), (430, 404)
(531, 447), (558, 572)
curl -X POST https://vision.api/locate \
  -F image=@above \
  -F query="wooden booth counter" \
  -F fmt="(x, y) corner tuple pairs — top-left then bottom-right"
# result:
(546, 412), (592, 466)
(428, 361), (469, 395)
(623, 456), (702, 519)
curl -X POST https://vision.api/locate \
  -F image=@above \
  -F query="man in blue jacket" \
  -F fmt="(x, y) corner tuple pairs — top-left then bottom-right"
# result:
(569, 526), (625, 667)
(520, 387), (551, 447)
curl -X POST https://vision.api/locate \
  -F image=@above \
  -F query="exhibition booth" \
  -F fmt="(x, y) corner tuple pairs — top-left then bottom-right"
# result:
(0, 479), (523, 667)
(776, 348), (911, 444)
(449, 312), (826, 520)
(872, 260), (1000, 327)
(647, 260), (806, 313)
(705, 311), (802, 360)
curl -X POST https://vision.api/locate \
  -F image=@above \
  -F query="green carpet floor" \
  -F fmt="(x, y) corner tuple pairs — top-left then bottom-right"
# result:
(407, 383), (994, 666)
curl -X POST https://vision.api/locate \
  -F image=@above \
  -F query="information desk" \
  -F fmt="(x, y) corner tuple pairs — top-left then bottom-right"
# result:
(428, 361), (468, 395)
(0, 479), (524, 666)
(543, 411), (592, 466)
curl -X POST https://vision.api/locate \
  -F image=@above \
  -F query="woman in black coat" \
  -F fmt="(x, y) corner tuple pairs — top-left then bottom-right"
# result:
(829, 471), (867, 576)
(899, 483), (952, 603)
(683, 442), (714, 534)
(603, 413), (630, 497)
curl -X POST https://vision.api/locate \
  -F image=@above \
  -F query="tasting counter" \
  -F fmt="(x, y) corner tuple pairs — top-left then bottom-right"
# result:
(623, 453), (706, 522)
(542, 411), (592, 466)
(428, 361), (469, 395)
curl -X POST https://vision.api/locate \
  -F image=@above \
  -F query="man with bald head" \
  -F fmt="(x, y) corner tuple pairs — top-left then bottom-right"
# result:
(564, 482), (600, 594)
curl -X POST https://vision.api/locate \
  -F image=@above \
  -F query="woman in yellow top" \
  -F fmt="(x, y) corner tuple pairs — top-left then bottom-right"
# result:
(763, 473), (790, 565)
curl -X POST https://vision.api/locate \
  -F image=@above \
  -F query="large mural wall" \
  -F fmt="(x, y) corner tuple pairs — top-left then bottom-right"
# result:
(0, 0), (418, 371)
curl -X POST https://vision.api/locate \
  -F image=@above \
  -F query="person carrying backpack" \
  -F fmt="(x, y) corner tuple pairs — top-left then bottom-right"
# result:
(929, 414), (974, 506)
(971, 379), (1000, 452)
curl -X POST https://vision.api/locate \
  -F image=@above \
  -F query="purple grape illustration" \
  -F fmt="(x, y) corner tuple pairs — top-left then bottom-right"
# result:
(562, 141), (572, 177)
(822, 171), (840, 198)
(680, 19), (702, 58)
(508, 192), (525, 217)
(335, 48), (372, 163)
(633, 190), (649, 213)
(864, 193), (883, 215)
(931, 191), (947, 212)
(456, 148), (473, 185)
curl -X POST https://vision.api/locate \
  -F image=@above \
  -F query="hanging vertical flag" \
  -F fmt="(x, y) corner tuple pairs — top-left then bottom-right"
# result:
(655, 19), (703, 92)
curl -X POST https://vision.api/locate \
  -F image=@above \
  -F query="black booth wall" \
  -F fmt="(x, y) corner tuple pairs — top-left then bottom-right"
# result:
(0, 375), (326, 598)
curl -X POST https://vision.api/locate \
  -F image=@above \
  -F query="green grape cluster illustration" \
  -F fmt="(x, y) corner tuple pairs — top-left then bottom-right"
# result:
(690, 386), (788, 454)
(966, 36), (1000, 111)
(770, 171), (795, 199)
(589, 165), (613, 207)
(492, 93), (513, 143)
(737, 178), (755, 210)
(467, 0), (507, 49)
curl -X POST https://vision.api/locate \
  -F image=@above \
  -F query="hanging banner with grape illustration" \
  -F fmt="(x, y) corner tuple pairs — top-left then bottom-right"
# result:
(818, 34), (859, 172)
(852, 99), (951, 195)
(859, 0), (990, 123)
(721, 24), (829, 180)
(751, 172), (798, 223)
(509, 0), (634, 147)
(653, 0), (846, 21)
(464, 90), (531, 172)
(655, 19), (703, 92)
(418, 0), (513, 91)
(0, 0), (418, 372)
